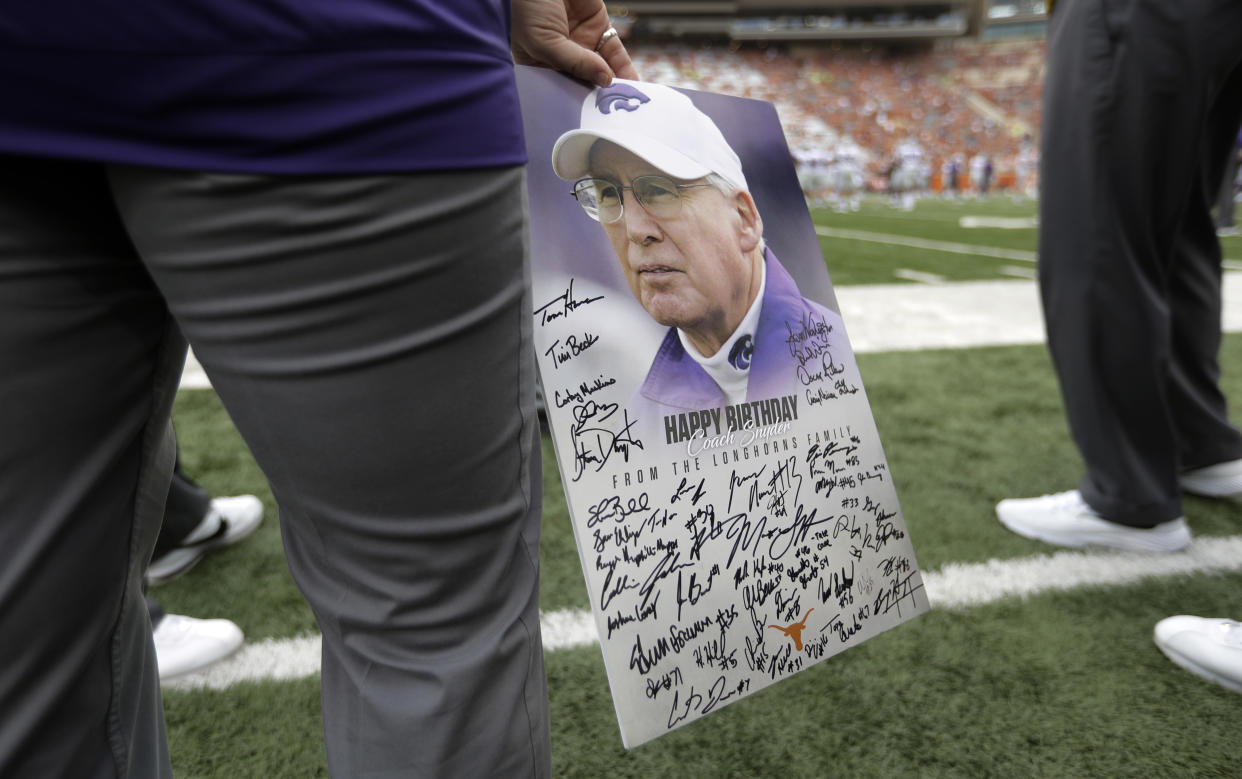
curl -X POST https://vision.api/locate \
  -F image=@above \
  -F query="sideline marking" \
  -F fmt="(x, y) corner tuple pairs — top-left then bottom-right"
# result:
(959, 216), (1039, 229)
(816, 225), (1038, 263)
(181, 269), (1241, 387)
(165, 534), (1242, 690)
(893, 268), (947, 284)
(999, 266), (1038, 280)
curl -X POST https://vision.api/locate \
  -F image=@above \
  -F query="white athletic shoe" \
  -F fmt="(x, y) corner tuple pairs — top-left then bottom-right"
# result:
(153, 614), (244, 680)
(996, 490), (1191, 552)
(1180, 458), (1242, 498)
(148, 495), (265, 585)
(1154, 616), (1242, 694)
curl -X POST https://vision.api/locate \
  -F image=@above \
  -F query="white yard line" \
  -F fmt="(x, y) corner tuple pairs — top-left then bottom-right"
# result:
(815, 225), (1039, 262)
(998, 266), (1038, 280)
(958, 216), (1038, 229)
(165, 534), (1242, 690)
(892, 268), (947, 284)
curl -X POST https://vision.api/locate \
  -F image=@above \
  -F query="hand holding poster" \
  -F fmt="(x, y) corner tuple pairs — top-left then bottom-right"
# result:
(518, 67), (928, 748)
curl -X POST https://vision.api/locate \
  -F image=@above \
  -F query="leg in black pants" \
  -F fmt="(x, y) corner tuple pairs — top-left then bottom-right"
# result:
(998, 0), (1242, 550)
(157, 459), (212, 552)
(0, 159), (180, 777)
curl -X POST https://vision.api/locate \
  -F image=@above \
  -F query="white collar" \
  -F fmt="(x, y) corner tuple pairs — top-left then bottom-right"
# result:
(677, 259), (767, 405)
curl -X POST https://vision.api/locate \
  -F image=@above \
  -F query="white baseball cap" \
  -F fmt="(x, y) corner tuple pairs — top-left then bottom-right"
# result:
(552, 79), (749, 193)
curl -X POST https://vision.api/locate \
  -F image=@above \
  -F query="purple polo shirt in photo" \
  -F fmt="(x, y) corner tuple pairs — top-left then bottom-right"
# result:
(0, 0), (525, 173)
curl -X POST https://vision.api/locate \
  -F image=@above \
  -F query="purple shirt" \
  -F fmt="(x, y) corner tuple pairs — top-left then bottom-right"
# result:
(0, 0), (525, 173)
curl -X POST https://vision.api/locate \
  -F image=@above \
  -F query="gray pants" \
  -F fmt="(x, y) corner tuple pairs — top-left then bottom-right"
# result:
(1039, 0), (1242, 527)
(0, 158), (550, 777)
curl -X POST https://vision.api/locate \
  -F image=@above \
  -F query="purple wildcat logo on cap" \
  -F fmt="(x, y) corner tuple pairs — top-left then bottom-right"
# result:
(552, 79), (749, 193)
(595, 83), (650, 115)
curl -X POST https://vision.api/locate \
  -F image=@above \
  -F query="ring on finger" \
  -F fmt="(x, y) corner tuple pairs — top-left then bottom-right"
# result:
(595, 27), (619, 52)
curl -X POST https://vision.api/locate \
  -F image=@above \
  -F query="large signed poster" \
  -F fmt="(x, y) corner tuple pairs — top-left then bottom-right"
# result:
(517, 66), (928, 748)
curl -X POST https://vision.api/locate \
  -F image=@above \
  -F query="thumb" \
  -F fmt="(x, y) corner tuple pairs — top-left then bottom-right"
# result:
(533, 35), (615, 87)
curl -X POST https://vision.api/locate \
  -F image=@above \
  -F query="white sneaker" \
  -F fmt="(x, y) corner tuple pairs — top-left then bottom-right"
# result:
(995, 490), (1191, 552)
(148, 495), (265, 585)
(153, 614), (244, 680)
(1180, 458), (1242, 498)
(1154, 616), (1242, 694)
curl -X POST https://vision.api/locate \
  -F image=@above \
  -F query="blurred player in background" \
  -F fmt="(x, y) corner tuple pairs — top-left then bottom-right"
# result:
(890, 136), (929, 211)
(828, 135), (866, 212)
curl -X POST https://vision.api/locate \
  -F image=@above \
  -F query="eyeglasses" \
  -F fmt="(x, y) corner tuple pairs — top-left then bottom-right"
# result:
(570, 175), (715, 224)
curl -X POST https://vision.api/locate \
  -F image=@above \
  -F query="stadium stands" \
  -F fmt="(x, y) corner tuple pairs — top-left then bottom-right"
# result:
(629, 37), (1045, 193)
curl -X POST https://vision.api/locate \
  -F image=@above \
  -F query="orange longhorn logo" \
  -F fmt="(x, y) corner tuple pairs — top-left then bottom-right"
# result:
(767, 608), (814, 650)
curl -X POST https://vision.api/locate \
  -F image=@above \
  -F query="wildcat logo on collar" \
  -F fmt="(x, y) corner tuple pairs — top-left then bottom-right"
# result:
(596, 83), (650, 115)
(728, 335), (754, 371)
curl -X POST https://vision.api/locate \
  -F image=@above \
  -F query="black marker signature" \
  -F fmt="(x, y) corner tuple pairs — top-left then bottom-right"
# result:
(666, 675), (751, 730)
(872, 570), (926, 617)
(570, 408), (644, 482)
(534, 278), (604, 326)
(586, 492), (652, 528)
(543, 332), (600, 369)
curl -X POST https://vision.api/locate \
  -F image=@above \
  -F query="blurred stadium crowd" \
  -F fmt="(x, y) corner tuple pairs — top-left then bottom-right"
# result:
(631, 39), (1045, 201)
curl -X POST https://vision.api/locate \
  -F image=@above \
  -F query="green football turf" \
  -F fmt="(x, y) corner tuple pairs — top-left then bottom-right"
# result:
(158, 195), (1242, 776)
(814, 196), (1240, 286)
(817, 196), (1042, 250)
(164, 571), (1242, 778)
(821, 234), (1035, 286)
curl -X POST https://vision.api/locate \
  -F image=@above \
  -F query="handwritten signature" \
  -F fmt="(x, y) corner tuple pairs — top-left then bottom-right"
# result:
(534, 278), (603, 326)
(872, 570), (925, 617)
(543, 332), (600, 369)
(570, 406), (644, 482)
(666, 675), (751, 730)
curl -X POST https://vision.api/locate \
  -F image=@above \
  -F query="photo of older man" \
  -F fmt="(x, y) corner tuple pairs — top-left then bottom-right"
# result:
(551, 80), (852, 423)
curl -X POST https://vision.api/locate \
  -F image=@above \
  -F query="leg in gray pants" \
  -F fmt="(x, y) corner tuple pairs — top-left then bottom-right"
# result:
(0, 158), (550, 777)
(1038, 0), (1242, 528)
